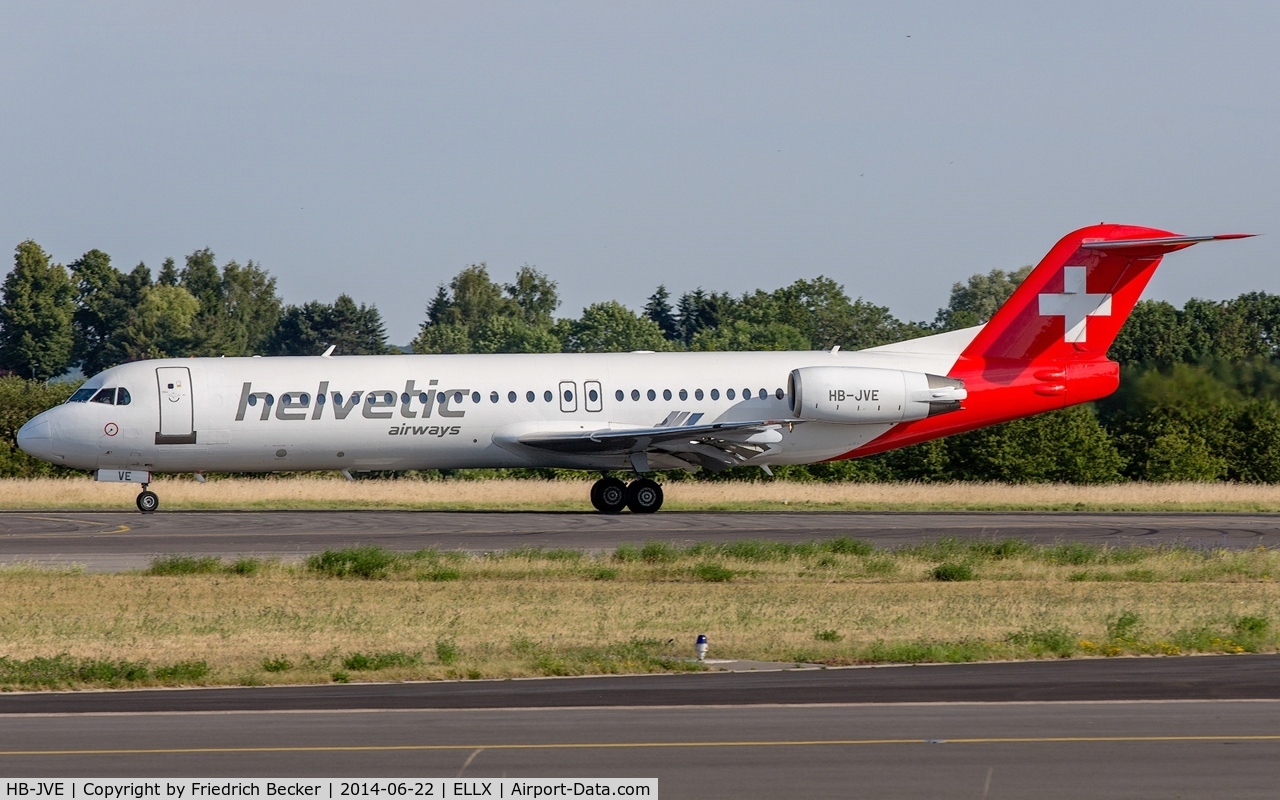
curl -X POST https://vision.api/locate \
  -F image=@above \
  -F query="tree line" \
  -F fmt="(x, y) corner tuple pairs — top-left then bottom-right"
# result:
(2, 238), (1279, 483)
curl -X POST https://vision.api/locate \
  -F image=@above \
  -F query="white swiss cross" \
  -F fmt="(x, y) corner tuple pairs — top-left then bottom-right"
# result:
(1037, 266), (1112, 343)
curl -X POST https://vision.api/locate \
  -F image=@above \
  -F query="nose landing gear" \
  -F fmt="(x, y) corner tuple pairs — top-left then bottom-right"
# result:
(136, 484), (159, 514)
(589, 476), (663, 514)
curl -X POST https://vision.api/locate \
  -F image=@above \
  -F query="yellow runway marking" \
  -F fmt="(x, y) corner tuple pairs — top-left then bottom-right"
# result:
(16, 516), (130, 534)
(4, 735), (1280, 757)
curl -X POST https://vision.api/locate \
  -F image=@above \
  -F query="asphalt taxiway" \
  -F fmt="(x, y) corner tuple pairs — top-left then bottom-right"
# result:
(2, 657), (1278, 797)
(0, 510), (1277, 570)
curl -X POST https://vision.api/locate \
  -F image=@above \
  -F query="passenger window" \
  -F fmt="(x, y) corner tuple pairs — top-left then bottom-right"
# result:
(615, 390), (624, 402)
(679, 389), (688, 400)
(695, 389), (703, 400)
(472, 392), (481, 403)
(490, 391), (499, 403)
(726, 388), (735, 400)
(543, 390), (553, 402)
(662, 389), (672, 401)
(526, 391), (535, 402)
(710, 389), (719, 400)
(91, 388), (116, 405)
(68, 388), (96, 403)
(758, 389), (767, 399)
(589, 389), (599, 402)
(775, 388), (784, 400)
(509, 391), (518, 403)
(647, 389), (656, 401)
(631, 389), (640, 401)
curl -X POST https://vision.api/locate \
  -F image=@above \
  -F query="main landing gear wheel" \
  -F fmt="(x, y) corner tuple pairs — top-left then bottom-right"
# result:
(136, 487), (159, 514)
(625, 478), (664, 514)
(590, 477), (628, 514)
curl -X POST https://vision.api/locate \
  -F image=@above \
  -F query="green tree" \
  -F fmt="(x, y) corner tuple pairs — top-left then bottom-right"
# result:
(1109, 300), (1187, 365)
(117, 285), (201, 360)
(563, 301), (671, 352)
(0, 241), (75, 380)
(946, 405), (1125, 483)
(175, 250), (280, 356)
(413, 264), (561, 354)
(644, 285), (680, 341)
(70, 252), (152, 375)
(268, 295), (392, 356)
(676, 288), (737, 346)
(689, 319), (808, 351)
(933, 266), (1032, 331)
(505, 266), (559, 326)
(0, 377), (83, 477)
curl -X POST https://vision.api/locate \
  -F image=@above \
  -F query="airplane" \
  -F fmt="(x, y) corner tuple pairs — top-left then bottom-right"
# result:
(16, 224), (1253, 514)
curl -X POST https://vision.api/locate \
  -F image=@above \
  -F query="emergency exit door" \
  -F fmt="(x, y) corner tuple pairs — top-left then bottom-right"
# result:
(156, 366), (196, 444)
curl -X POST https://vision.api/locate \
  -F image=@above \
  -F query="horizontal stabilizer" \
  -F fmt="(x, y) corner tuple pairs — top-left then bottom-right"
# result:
(1081, 233), (1255, 257)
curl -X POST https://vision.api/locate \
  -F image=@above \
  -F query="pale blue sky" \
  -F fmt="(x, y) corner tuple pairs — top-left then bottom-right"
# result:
(2, 1), (1276, 343)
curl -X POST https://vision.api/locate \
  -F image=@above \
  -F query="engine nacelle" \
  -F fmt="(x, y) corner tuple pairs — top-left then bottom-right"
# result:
(788, 366), (967, 424)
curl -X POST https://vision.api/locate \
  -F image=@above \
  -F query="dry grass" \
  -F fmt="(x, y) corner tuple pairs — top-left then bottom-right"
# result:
(4, 476), (1280, 511)
(0, 541), (1276, 688)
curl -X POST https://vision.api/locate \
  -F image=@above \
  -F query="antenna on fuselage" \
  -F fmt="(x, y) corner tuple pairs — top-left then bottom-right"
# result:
(320, 345), (336, 357)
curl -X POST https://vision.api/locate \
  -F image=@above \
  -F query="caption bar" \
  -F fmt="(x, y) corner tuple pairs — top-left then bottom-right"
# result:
(2, 781), (656, 800)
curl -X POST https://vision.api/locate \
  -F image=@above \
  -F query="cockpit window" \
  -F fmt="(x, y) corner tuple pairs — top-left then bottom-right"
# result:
(91, 388), (116, 405)
(117, 388), (131, 406)
(67, 387), (97, 403)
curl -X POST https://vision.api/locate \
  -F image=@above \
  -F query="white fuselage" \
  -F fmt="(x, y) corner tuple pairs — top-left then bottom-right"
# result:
(19, 346), (966, 475)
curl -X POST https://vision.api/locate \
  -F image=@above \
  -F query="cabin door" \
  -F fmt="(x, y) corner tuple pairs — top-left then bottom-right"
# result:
(156, 367), (196, 444)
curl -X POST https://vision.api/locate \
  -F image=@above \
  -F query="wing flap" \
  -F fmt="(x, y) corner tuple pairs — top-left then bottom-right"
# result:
(515, 418), (803, 468)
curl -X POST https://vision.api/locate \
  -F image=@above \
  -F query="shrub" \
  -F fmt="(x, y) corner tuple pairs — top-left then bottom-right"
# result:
(146, 555), (224, 575)
(154, 660), (210, 681)
(436, 640), (461, 666)
(261, 657), (293, 672)
(931, 563), (973, 582)
(306, 546), (397, 578)
(230, 557), (264, 576)
(1233, 615), (1270, 638)
(814, 629), (843, 642)
(342, 651), (420, 671)
(1005, 627), (1076, 657)
(823, 537), (874, 556)
(693, 563), (734, 582)
(420, 566), (461, 582)
(1107, 610), (1142, 642)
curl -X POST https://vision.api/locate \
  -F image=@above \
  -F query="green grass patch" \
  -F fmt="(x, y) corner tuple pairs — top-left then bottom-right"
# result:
(146, 555), (226, 575)
(693, 563), (735, 582)
(0, 654), (210, 689)
(306, 546), (398, 578)
(341, 650), (422, 671)
(931, 563), (974, 582)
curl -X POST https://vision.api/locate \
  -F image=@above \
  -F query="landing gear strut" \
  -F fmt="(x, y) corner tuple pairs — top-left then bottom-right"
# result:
(136, 484), (159, 514)
(590, 477), (663, 514)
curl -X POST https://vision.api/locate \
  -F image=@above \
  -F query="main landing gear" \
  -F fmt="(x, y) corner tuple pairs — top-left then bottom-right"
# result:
(590, 476), (664, 514)
(136, 483), (159, 514)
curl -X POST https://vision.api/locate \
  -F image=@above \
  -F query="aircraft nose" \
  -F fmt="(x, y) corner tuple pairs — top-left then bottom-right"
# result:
(16, 416), (53, 460)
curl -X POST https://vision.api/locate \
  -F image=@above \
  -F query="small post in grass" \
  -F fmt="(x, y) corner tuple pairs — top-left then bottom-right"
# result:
(695, 634), (708, 661)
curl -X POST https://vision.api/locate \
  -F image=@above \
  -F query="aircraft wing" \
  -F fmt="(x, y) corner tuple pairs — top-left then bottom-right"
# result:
(515, 418), (804, 472)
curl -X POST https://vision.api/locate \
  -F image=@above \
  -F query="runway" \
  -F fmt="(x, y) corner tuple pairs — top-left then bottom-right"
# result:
(2, 657), (1279, 797)
(0, 510), (1277, 570)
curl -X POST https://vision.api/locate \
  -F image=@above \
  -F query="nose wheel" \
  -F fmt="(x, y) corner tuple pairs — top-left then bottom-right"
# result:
(590, 477), (663, 514)
(136, 485), (159, 514)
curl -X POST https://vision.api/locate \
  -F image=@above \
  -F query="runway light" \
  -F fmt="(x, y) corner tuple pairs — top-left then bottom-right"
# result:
(695, 634), (708, 661)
